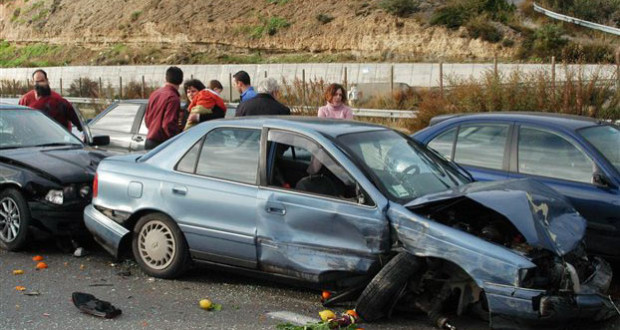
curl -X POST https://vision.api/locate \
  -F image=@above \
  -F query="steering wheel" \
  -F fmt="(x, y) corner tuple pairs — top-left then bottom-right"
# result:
(397, 164), (420, 182)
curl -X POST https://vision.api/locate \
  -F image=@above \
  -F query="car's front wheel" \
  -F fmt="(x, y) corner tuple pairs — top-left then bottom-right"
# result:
(0, 188), (31, 251)
(132, 213), (189, 278)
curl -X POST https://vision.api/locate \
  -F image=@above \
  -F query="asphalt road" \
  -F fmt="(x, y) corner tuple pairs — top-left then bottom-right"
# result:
(1, 239), (619, 330)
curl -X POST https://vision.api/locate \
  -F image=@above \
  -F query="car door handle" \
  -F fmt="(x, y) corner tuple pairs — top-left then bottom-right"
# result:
(172, 186), (187, 196)
(132, 136), (144, 142)
(266, 206), (286, 216)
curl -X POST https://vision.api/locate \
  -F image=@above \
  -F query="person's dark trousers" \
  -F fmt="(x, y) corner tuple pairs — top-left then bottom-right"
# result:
(145, 139), (162, 150)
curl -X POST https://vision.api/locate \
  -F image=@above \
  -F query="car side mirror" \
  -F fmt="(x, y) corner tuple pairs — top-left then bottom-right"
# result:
(91, 135), (110, 146)
(593, 172), (614, 189)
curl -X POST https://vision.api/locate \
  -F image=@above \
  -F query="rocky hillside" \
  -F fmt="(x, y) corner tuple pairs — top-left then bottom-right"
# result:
(0, 0), (616, 66)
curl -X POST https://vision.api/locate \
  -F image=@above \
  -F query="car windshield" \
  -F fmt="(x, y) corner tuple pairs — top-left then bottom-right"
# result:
(337, 129), (469, 203)
(0, 109), (83, 149)
(579, 125), (620, 173)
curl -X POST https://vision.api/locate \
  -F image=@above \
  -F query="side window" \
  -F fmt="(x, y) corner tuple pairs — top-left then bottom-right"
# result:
(92, 104), (140, 133)
(267, 131), (369, 204)
(454, 124), (509, 170)
(175, 138), (202, 173)
(428, 127), (457, 160)
(518, 127), (594, 183)
(195, 128), (261, 184)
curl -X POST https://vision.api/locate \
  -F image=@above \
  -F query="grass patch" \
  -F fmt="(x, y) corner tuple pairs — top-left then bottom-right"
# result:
(0, 41), (63, 67)
(130, 10), (142, 22)
(249, 16), (291, 38)
(379, 0), (420, 17)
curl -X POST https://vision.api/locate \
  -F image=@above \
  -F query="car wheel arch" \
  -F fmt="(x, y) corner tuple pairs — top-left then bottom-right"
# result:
(118, 208), (181, 257)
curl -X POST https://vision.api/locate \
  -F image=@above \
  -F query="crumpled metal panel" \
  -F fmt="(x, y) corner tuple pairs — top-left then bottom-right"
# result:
(389, 202), (535, 287)
(406, 179), (586, 256)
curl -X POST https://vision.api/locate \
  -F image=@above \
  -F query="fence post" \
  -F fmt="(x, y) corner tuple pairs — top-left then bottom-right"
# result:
(302, 69), (306, 108)
(79, 78), (83, 97)
(343, 67), (348, 91)
(25, 78), (30, 90)
(616, 48), (620, 92)
(228, 73), (233, 102)
(264, 71), (267, 78)
(59, 78), (63, 96)
(439, 61), (444, 99)
(141, 75), (146, 99)
(98, 77), (102, 98)
(551, 56), (556, 102)
(390, 65), (394, 94)
(493, 54), (498, 78)
(119, 76), (123, 99)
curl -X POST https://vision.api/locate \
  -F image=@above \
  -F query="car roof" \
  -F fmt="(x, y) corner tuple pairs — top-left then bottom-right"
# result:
(431, 112), (604, 131)
(0, 104), (32, 110)
(216, 116), (388, 138)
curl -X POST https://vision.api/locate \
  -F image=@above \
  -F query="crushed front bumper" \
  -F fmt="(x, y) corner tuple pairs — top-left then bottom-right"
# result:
(29, 200), (89, 235)
(83, 204), (130, 259)
(484, 257), (618, 328)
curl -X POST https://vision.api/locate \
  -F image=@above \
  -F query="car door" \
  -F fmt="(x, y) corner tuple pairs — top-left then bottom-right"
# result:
(133, 108), (149, 152)
(88, 102), (143, 153)
(428, 122), (512, 182)
(165, 127), (261, 268)
(508, 124), (620, 257)
(256, 129), (390, 282)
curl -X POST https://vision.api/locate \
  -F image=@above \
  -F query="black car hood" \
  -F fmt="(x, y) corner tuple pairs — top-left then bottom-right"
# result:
(405, 179), (587, 256)
(0, 147), (106, 184)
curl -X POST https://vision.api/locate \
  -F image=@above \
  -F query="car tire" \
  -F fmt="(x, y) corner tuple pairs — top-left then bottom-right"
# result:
(355, 252), (421, 322)
(0, 188), (31, 251)
(132, 212), (189, 279)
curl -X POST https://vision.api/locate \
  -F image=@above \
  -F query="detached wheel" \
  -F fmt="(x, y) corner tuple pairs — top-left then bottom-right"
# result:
(356, 252), (421, 322)
(0, 188), (31, 251)
(132, 213), (189, 278)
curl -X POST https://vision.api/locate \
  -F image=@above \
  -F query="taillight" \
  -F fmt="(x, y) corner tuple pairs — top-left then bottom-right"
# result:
(93, 173), (98, 198)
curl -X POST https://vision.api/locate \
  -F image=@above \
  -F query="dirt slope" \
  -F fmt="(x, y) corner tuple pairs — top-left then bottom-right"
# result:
(0, 0), (516, 64)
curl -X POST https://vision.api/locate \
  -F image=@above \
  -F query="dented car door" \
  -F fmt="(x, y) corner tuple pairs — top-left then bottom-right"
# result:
(256, 129), (390, 283)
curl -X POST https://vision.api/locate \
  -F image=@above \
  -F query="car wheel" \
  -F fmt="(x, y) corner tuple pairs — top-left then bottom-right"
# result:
(0, 188), (31, 251)
(132, 213), (189, 279)
(356, 252), (421, 322)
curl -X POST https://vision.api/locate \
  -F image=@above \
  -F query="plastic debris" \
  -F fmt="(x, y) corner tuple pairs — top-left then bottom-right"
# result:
(74, 247), (88, 257)
(72, 292), (122, 319)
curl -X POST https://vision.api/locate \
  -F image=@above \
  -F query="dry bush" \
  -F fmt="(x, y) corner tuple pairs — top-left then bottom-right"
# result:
(0, 79), (29, 96)
(360, 87), (420, 110)
(68, 77), (100, 98)
(279, 77), (327, 115)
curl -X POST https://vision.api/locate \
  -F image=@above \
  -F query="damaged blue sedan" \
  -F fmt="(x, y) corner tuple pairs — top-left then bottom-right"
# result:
(84, 117), (618, 328)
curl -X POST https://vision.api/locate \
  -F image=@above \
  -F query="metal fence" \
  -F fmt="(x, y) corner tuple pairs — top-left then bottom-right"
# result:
(533, 2), (620, 36)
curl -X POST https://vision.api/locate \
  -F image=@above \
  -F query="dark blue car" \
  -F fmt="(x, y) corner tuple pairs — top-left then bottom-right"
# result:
(413, 112), (620, 260)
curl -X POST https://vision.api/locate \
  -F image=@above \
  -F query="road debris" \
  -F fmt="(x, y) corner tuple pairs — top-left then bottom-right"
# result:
(72, 292), (122, 319)
(13, 269), (24, 275)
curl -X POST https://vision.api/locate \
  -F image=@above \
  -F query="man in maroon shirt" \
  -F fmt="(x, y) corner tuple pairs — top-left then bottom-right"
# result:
(144, 66), (184, 150)
(20, 69), (82, 131)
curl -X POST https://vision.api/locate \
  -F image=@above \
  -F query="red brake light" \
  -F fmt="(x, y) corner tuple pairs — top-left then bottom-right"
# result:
(93, 173), (98, 198)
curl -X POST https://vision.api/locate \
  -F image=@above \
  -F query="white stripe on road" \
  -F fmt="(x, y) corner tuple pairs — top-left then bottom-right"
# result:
(267, 311), (317, 325)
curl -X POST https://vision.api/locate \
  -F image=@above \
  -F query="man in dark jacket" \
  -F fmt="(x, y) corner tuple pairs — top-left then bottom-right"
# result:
(235, 78), (290, 117)
(144, 66), (184, 150)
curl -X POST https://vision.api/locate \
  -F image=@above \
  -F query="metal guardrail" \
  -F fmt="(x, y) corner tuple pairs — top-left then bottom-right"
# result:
(533, 3), (620, 36)
(1, 97), (417, 119)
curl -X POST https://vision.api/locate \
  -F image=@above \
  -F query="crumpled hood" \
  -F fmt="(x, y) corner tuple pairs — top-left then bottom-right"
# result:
(405, 179), (587, 256)
(0, 147), (106, 184)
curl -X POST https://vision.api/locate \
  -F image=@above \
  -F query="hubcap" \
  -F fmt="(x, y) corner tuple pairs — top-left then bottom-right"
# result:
(137, 220), (176, 270)
(0, 197), (20, 243)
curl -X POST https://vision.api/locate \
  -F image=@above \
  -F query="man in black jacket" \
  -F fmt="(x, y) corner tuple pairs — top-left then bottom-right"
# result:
(235, 78), (291, 117)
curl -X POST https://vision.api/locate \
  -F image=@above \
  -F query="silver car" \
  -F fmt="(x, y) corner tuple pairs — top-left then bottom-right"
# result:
(84, 117), (617, 328)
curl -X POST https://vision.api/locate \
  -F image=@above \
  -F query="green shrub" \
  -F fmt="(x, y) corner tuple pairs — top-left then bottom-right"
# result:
(466, 17), (503, 42)
(379, 0), (420, 17)
(12, 8), (21, 21)
(430, 5), (467, 29)
(532, 24), (568, 59)
(316, 13), (334, 24)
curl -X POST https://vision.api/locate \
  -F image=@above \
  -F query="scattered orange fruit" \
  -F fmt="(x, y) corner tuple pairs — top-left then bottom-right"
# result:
(321, 290), (332, 300)
(15, 286), (26, 291)
(12, 270), (24, 275)
(345, 309), (359, 319)
(35, 262), (48, 269)
(319, 309), (336, 322)
(32, 255), (43, 262)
